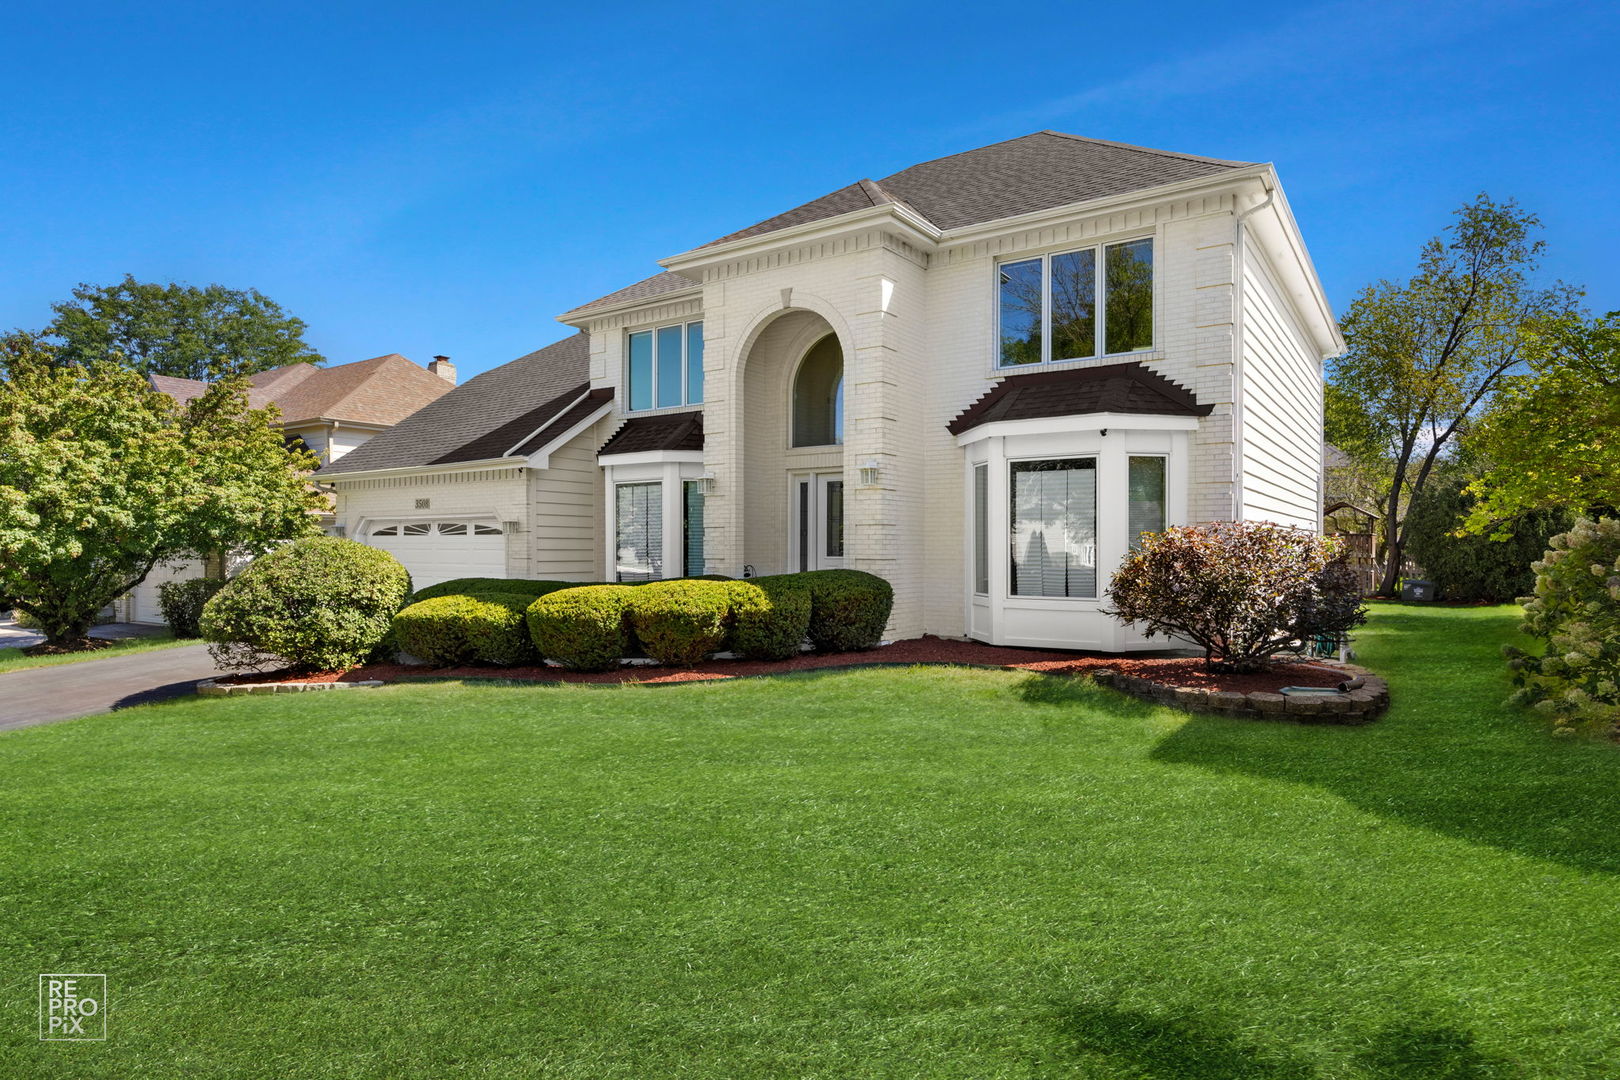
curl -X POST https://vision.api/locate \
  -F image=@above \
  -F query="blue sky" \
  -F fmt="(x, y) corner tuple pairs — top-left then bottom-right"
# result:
(2, 0), (1616, 380)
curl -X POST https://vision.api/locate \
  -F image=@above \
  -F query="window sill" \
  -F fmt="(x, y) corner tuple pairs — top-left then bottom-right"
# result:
(991, 348), (1160, 378)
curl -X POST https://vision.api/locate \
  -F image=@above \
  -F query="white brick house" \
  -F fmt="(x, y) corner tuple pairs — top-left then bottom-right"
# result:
(323, 131), (1341, 652)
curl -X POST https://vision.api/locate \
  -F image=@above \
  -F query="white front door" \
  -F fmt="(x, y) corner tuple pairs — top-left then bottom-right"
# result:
(789, 471), (845, 572)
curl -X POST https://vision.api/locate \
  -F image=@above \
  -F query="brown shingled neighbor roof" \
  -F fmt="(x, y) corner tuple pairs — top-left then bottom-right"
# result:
(946, 362), (1213, 437)
(147, 374), (212, 406)
(322, 333), (591, 475)
(701, 130), (1252, 249)
(273, 354), (453, 427)
(563, 270), (699, 317)
(598, 411), (704, 457)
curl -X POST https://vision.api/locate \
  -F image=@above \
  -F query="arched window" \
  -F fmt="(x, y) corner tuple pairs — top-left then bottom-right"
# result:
(791, 335), (843, 447)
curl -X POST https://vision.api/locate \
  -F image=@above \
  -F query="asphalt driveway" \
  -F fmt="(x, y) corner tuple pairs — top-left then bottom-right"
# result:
(0, 644), (224, 731)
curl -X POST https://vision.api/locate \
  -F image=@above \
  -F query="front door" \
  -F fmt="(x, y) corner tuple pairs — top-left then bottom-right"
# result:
(789, 471), (845, 572)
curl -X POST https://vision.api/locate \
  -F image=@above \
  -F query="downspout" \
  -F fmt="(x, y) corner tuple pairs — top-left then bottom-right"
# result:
(1230, 177), (1275, 522)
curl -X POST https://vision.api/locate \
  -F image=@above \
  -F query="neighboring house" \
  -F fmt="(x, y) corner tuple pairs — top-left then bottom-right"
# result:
(324, 130), (1342, 652)
(120, 353), (457, 624)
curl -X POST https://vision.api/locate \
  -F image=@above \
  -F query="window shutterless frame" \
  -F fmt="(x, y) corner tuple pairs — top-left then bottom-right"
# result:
(627, 320), (704, 412)
(994, 236), (1154, 369)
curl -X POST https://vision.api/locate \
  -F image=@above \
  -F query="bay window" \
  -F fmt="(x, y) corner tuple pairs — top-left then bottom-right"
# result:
(628, 320), (704, 411)
(1010, 458), (1097, 598)
(1127, 456), (1167, 550)
(997, 238), (1153, 367)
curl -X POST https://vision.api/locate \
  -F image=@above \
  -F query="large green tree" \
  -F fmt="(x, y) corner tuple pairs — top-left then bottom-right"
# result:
(1329, 195), (1577, 595)
(44, 274), (323, 380)
(1462, 311), (1620, 534)
(0, 334), (321, 648)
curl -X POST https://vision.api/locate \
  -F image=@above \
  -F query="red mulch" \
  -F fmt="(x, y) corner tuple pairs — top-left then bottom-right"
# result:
(236, 636), (1350, 694)
(213, 668), (353, 686)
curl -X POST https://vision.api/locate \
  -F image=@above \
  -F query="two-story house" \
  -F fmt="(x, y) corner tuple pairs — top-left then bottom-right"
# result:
(322, 131), (1341, 652)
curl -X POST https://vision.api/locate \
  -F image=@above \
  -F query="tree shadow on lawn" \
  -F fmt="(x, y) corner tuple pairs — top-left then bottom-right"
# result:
(1042, 1001), (1511, 1079)
(1148, 607), (1620, 877)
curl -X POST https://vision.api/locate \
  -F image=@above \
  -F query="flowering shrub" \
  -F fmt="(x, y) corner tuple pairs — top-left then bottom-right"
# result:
(1504, 518), (1620, 733)
(1106, 521), (1367, 673)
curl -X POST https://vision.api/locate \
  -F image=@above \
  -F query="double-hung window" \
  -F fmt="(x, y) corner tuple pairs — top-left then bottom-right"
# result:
(997, 238), (1153, 367)
(627, 321), (704, 411)
(614, 482), (663, 582)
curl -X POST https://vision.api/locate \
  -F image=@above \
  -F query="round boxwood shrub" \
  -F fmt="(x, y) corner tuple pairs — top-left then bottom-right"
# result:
(627, 580), (736, 666)
(394, 592), (538, 667)
(526, 585), (638, 672)
(728, 579), (811, 660)
(412, 577), (590, 603)
(200, 537), (413, 672)
(759, 569), (893, 652)
(157, 577), (227, 638)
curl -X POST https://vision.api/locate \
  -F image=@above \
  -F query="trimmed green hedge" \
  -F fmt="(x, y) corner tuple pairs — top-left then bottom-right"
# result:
(394, 592), (537, 667)
(201, 538), (413, 673)
(728, 578), (811, 660)
(627, 581), (735, 666)
(157, 577), (227, 638)
(412, 577), (589, 603)
(525, 585), (638, 672)
(753, 569), (892, 652)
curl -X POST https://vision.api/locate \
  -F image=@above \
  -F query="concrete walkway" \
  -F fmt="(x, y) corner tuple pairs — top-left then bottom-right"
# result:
(0, 643), (224, 732)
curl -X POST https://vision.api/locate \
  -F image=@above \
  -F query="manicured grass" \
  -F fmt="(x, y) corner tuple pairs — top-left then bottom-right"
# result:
(0, 630), (183, 674)
(3, 604), (1619, 1077)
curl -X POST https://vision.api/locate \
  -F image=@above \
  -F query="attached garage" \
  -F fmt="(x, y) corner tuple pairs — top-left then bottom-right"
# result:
(364, 521), (507, 589)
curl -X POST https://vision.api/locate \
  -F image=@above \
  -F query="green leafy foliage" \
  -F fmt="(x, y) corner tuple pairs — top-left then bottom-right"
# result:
(1465, 311), (1620, 533)
(1504, 518), (1620, 732)
(156, 577), (227, 638)
(411, 577), (589, 603)
(525, 585), (638, 672)
(758, 570), (894, 652)
(394, 592), (537, 667)
(627, 581), (736, 666)
(1107, 522), (1367, 673)
(200, 537), (412, 672)
(1329, 196), (1577, 593)
(1405, 477), (1575, 602)
(0, 334), (322, 647)
(728, 579), (812, 661)
(43, 274), (323, 380)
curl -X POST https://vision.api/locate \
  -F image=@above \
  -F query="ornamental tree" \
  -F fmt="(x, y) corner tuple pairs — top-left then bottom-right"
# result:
(1106, 521), (1367, 673)
(0, 334), (321, 649)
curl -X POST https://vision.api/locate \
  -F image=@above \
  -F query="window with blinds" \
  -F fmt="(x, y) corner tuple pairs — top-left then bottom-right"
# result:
(973, 464), (989, 595)
(683, 480), (705, 577)
(615, 482), (662, 582)
(1009, 458), (1097, 598)
(1128, 456), (1166, 550)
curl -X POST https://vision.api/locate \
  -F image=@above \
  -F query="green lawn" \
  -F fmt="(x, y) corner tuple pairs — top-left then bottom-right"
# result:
(0, 630), (184, 674)
(3, 604), (1618, 1078)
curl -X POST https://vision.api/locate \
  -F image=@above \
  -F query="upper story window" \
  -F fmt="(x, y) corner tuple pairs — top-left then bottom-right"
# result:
(997, 238), (1153, 368)
(628, 320), (703, 411)
(791, 334), (844, 447)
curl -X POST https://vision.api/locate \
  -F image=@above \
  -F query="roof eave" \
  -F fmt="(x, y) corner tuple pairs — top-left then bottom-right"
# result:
(658, 201), (942, 275)
(557, 280), (703, 327)
(935, 163), (1275, 248)
(320, 456), (527, 482)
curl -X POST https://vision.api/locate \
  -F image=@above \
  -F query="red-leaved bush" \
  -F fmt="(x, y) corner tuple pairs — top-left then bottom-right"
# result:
(1106, 521), (1367, 673)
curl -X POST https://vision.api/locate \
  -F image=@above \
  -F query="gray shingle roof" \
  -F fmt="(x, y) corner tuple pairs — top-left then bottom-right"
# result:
(563, 271), (698, 318)
(567, 131), (1252, 318)
(322, 333), (591, 474)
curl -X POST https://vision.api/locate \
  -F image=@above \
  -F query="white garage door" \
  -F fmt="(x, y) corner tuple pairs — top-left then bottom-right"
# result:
(366, 521), (507, 589)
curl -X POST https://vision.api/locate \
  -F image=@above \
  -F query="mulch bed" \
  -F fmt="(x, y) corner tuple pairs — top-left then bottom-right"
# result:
(226, 636), (1347, 694)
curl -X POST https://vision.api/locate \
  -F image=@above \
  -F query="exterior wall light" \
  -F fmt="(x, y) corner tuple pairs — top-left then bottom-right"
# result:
(859, 460), (882, 486)
(698, 472), (718, 495)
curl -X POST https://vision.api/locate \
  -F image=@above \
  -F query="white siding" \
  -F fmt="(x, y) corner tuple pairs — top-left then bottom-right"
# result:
(1239, 242), (1324, 531)
(528, 418), (609, 581)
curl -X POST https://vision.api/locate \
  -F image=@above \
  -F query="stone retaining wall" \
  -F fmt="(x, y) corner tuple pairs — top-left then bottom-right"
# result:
(1091, 664), (1389, 724)
(197, 678), (384, 697)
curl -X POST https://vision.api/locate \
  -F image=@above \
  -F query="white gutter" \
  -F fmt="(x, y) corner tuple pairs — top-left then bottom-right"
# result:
(1231, 175), (1277, 522)
(320, 456), (527, 482)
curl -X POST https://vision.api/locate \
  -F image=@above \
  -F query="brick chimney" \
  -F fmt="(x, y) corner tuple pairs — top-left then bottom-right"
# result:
(428, 355), (456, 385)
